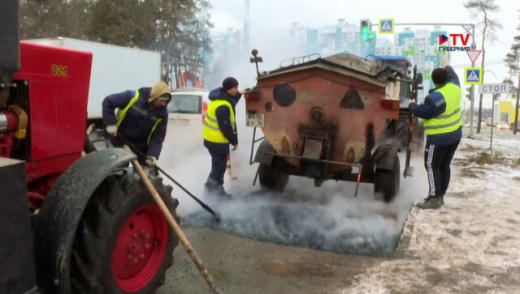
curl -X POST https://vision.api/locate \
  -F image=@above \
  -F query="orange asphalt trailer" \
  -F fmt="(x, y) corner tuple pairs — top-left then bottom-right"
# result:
(245, 51), (423, 202)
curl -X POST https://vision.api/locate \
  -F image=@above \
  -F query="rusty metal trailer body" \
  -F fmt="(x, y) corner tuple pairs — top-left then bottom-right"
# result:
(245, 51), (422, 202)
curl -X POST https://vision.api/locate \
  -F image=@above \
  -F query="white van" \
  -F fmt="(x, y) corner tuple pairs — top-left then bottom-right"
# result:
(164, 88), (209, 152)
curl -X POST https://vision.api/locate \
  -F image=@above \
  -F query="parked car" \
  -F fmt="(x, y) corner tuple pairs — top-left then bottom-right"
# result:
(162, 88), (209, 155)
(168, 88), (209, 124)
(496, 121), (511, 130)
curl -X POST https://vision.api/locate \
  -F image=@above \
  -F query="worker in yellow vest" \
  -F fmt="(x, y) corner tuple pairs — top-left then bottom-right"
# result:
(102, 80), (171, 166)
(402, 55), (461, 209)
(203, 77), (242, 198)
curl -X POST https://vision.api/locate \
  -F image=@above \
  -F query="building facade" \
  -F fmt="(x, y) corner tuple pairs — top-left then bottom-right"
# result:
(209, 22), (451, 98)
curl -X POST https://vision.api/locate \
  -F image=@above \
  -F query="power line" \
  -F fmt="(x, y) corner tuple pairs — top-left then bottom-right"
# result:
(450, 59), (506, 69)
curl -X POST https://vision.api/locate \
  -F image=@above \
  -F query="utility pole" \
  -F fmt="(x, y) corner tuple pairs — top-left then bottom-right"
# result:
(244, 0), (251, 52)
(469, 25), (476, 137)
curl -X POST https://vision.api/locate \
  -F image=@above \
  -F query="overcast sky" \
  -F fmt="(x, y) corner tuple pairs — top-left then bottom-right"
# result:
(208, 0), (520, 104)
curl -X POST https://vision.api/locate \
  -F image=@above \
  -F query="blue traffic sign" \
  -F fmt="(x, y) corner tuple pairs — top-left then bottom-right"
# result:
(464, 67), (482, 85)
(379, 19), (394, 34)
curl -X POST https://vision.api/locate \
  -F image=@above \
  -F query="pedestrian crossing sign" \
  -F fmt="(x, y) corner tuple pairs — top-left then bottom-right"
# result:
(379, 18), (394, 34)
(464, 67), (482, 85)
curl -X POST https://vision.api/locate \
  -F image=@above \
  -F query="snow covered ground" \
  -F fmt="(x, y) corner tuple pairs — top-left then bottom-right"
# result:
(345, 130), (520, 293)
(158, 110), (520, 293)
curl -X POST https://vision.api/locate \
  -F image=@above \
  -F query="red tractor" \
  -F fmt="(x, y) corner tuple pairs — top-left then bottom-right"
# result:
(0, 1), (179, 293)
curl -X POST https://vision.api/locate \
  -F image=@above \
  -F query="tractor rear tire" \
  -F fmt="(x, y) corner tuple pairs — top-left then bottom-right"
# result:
(70, 168), (179, 294)
(258, 161), (289, 191)
(374, 156), (400, 203)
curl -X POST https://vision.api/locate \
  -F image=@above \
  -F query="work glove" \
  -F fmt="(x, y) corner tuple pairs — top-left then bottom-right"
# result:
(232, 144), (238, 151)
(401, 98), (413, 109)
(440, 55), (449, 68)
(106, 125), (118, 137)
(239, 88), (250, 94)
(146, 156), (157, 167)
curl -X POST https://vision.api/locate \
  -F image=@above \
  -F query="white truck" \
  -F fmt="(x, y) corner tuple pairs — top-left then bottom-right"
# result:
(27, 37), (161, 126)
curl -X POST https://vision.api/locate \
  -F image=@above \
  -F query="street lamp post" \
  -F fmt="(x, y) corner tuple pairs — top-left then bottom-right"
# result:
(514, 65), (520, 135)
(490, 93), (497, 150)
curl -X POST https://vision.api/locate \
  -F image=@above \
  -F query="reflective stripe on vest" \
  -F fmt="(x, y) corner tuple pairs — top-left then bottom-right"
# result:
(423, 83), (462, 136)
(116, 90), (140, 127)
(202, 100), (236, 143)
(147, 118), (162, 145)
(115, 90), (162, 145)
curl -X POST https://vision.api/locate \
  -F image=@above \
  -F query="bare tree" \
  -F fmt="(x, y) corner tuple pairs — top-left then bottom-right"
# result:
(464, 0), (503, 134)
(504, 10), (520, 134)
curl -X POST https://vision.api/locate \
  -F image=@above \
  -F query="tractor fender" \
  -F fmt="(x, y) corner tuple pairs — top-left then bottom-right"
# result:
(254, 139), (276, 166)
(33, 148), (136, 294)
(373, 144), (400, 171)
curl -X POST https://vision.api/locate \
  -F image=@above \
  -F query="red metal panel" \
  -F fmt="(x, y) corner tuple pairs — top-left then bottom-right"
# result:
(0, 135), (13, 157)
(25, 153), (81, 183)
(13, 41), (92, 162)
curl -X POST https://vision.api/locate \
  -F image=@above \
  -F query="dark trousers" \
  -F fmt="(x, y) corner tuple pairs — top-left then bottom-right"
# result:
(424, 140), (460, 197)
(204, 140), (229, 185)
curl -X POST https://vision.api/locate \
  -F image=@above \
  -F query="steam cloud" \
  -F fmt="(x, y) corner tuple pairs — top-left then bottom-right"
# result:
(159, 100), (428, 257)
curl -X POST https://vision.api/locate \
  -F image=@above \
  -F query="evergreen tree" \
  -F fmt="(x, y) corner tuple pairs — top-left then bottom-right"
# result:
(20, 0), (93, 40)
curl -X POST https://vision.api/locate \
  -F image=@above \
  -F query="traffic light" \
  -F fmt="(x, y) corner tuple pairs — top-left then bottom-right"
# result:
(360, 19), (375, 42)
(465, 87), (472, 101)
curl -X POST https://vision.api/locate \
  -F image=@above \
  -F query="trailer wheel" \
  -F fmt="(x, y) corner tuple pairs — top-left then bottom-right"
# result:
(374, 156), (400, 202)
(395, 119), (409, 151)
(258, 161), (289, 191)
(70, 169), (179, 293)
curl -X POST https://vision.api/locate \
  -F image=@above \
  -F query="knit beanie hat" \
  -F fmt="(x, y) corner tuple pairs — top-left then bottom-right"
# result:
(222, 77), (239, 91)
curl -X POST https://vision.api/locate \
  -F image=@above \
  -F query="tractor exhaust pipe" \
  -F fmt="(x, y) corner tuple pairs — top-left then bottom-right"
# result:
(0, 0), (20, 108)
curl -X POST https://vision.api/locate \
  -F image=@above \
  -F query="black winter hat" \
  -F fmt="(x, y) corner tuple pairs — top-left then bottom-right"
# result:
(222, 77), (239, 91)
(431, 68), (448, 86)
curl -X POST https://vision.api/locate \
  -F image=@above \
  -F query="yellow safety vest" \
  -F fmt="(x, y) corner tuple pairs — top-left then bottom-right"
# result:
(423, 83), (461, 136)
(115, 90), (162, 145)
(202, 100), (236, 143)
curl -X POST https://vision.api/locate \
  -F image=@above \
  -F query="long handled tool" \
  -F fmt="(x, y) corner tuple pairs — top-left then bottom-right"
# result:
(117, 134), (220, 221)
(123, 145), (223, 294)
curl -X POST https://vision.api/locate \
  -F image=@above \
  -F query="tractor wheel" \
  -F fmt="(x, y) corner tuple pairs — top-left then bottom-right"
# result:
(258, 161), (289, 191)
(374, 156), (400, 203)
(70, 168), (179, 294)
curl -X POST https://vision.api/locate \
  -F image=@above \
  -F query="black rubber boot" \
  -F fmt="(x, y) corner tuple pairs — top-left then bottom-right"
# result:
(204, 178), (232, 199)
(417, 196), (443, 209)
(214, 185), (233, 199)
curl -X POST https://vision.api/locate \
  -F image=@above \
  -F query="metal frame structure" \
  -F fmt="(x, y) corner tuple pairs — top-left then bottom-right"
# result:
(371, 22), (477, 135)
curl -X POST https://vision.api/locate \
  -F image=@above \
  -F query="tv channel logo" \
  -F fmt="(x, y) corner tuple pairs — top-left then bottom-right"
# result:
(438, 34), (471, 52)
